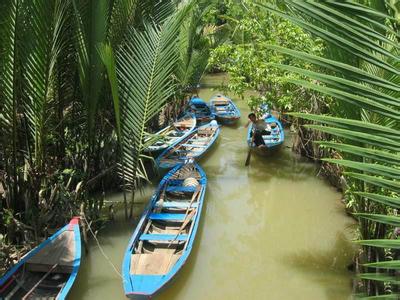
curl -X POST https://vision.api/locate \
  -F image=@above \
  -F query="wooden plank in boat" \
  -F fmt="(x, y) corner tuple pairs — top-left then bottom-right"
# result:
(139, 234), (188, 241)
(130, 253), (180, 275)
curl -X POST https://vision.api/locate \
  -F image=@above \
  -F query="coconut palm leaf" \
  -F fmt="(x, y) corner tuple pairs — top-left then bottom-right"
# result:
(22, 0), (69, 169)
(318, 142), (400, 166)
(259, 1), (400, 296)
(0, 0), (23, 207)
(359, 273), (400, 285)
(101, 3), (192, 217)
(355, 192), (400, 209)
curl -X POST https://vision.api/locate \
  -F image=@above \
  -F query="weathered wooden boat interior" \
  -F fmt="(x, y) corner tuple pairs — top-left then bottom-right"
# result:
(0, 230), (76, 300)
(130, 164), (203, 276)
(148, 115), (196, 150)
(159, 125), (218, 165)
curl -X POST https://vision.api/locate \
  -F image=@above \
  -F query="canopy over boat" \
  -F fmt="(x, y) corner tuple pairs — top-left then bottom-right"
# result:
(122, 162), (207, 299)
(0, 217), (81, 300)
(156, 121), (220, 169)
(209, 94), (240, 124)
(145, 113), (196, 153)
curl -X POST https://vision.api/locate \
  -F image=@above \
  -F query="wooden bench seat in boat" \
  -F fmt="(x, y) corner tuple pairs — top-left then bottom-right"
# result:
(149, 213), (193, 221)
(25, 231), (75, 274)
(156, 201), (198, 209)
(139, 234), (188, 241)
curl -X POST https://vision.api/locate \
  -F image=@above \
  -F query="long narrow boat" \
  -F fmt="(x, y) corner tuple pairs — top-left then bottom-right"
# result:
(122, 162), (207, 299)
(187, 97), (215, 125)
(0, 217), (81, 300)
(145, 113), (196, 153)
(247, 114), (285, 155)
(156, 121), (220, 169)
(209, 94), (240, 125)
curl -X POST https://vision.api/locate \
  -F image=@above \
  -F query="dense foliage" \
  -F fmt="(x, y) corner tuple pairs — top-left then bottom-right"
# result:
(209, 0), (325, 113)
(0, 0), (217, 271)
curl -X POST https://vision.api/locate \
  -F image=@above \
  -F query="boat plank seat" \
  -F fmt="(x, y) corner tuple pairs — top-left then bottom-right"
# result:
(139, 234), (188, 241)
(157, 201), (198, 209)
(149, 213), (193, 222)
(130, 253), (180, 275)
(25, 231), (75, 274)
(166, 186), (196, 193)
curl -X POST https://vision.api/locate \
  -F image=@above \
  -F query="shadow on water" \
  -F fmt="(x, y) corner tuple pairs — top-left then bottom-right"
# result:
(280, 232), (356, 300)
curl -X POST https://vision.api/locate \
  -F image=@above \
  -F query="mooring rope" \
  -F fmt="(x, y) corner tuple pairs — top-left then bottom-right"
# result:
(81, 215), (124, 280)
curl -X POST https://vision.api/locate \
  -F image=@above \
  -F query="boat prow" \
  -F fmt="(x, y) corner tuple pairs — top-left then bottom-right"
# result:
(0, 217), (81, 300)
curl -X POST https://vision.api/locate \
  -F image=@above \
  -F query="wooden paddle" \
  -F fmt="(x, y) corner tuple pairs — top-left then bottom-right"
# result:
(245, 130), (255, 166)
(167, 185), (202, 247)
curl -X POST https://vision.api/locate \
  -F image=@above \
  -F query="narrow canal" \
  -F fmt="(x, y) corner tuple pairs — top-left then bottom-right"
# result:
(70, 75), (356, 300)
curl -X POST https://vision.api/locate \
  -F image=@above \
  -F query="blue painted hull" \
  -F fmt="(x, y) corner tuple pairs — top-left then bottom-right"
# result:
(209, 95), (240, 125)
(122, 163), (207, 299)
(0, 218), (81, 300)
(186, 97), (215, 125)
(247, 114), (285, 155)
(156, 122), (220, 169)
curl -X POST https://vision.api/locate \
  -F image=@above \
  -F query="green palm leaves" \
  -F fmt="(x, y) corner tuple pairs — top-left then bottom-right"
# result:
(101, 2), (195, 217)
(259, 0), (400, 297)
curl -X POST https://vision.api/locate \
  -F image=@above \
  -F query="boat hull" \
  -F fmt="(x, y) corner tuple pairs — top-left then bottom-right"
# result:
(209, 95), (240, 125)
(122, 163), (207, 298)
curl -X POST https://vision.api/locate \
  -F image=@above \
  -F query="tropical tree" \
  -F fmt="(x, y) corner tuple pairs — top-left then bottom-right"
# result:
(259, 0), (400, 297)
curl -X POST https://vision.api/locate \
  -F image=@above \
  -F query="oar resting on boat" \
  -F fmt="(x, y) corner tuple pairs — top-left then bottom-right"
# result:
(0, 217), (82, 300)
(122, 162), (207, 299)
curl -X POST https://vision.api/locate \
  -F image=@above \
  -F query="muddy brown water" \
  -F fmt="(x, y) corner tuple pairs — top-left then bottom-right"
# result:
(69, 74), (355, 300)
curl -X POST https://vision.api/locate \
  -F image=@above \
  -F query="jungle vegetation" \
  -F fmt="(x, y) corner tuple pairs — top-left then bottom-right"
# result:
(1, 0), (400, 298)
(0, 0), (220, 271)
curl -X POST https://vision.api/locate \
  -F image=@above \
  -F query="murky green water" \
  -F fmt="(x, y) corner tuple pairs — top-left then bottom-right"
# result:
(69, 75), (355, 300)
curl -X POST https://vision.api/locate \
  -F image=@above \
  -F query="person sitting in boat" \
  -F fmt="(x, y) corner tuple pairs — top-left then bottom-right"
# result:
(246, 113), (271, 148)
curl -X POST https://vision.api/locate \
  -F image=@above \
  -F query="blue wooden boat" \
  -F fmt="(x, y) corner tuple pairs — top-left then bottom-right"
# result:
(122, 162), (207, 299)
(0, 217), (81, 300)
(156, 121), (220, 169)
(247, 114), (285, 155)
(209, 94), (240, 125)
(145, 113), (196, 153)
(187, 97), (215, 124)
